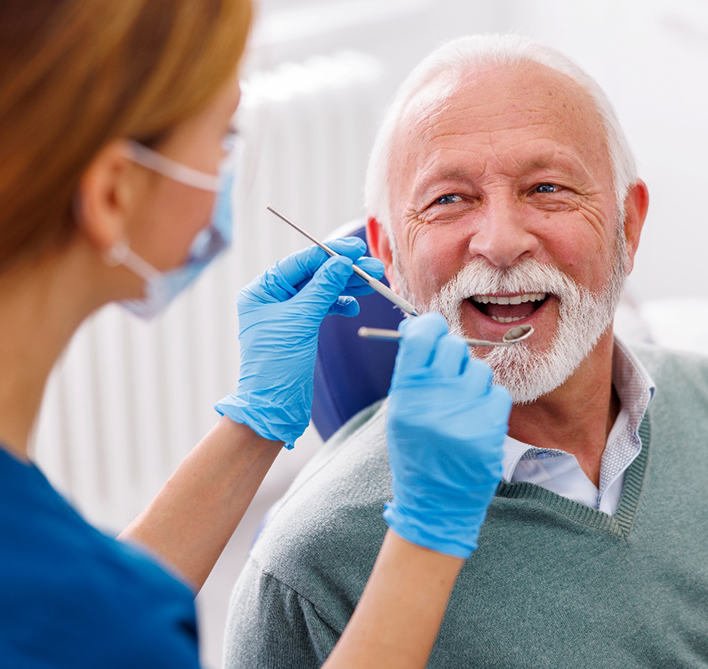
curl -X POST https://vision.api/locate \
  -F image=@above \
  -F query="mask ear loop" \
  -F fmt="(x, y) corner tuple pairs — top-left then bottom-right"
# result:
(72, 194), (158, 281)
(126, 141), (221, 192)
(104, 239), (130, 266)
(109, 140), (230, 280)
(104, 239), (160, 281)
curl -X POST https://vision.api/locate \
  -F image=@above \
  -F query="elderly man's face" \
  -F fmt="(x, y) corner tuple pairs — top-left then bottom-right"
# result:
(373, 63), (641, 402)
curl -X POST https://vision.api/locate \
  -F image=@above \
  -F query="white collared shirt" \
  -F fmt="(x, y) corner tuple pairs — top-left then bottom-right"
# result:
(501, 337), (656, 516)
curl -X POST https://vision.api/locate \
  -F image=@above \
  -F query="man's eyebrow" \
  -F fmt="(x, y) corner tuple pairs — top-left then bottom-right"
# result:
(522, 155), (592, 180)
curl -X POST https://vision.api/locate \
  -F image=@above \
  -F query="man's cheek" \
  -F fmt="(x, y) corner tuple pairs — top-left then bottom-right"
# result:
(417, 258), (458, 302)
(417, 236), (468, 294)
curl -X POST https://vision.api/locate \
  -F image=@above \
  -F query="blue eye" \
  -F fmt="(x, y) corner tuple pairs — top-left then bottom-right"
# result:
(434, 194), (462, 205)
(535, 183), (559, 194)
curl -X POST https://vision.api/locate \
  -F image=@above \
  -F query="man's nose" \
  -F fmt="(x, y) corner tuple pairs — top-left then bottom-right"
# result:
(467, 195), (539, 268)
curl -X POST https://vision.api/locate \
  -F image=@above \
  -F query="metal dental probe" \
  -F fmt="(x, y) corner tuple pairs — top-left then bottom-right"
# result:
(357, 324), (534, 347)
(267, 206), (421, 317)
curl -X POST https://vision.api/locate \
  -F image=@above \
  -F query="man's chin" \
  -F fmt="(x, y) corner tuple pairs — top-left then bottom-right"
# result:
(444, 303), (588, 405)
(479, 343), (561, 405)
(440, 310), (569, 405)
(481, 316), (614, 405)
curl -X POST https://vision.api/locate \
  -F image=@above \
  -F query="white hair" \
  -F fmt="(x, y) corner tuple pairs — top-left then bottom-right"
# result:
(364, 34), (637, 232)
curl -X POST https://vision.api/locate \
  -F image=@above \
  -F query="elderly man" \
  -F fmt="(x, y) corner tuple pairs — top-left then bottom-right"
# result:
(225, 35), (708, 668)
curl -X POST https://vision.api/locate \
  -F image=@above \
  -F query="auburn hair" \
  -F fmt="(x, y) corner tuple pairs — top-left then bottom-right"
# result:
(0, 0), (252, 269)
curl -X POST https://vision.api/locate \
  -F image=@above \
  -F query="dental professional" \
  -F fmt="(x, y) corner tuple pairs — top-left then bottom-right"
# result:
(0, 1), (511, 668)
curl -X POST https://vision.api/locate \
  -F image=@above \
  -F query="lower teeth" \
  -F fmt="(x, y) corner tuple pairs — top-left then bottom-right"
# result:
(491, 316), (524, 324)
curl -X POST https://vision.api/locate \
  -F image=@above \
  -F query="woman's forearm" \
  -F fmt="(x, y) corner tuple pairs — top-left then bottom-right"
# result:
(120, 416), (281, 590)
(324, 530), (464, 669)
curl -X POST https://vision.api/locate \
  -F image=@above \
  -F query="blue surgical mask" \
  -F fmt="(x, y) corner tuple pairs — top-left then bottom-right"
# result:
(106, 141), (238, 320)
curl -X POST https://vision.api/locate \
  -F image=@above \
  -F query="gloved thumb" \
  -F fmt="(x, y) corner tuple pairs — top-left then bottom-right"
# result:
(392, 313), (448, 380)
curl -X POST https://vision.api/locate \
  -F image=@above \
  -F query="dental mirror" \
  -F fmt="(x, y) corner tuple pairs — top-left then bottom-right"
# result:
(358, 324), (534, 348)
(500, 324), (533, 344)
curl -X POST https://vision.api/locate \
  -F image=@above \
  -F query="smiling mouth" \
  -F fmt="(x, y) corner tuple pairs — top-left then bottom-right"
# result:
(467, 293), (549, 323)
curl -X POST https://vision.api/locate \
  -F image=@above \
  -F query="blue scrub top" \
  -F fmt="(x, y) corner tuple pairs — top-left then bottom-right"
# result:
(0, 445), (201, 668)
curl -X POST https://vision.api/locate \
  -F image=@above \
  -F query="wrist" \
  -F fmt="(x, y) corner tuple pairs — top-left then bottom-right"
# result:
(214, 394), (296, 449)
(382, 502), (489, 559)
(384, 529), (466, 571)
(215, 415), (282, 450)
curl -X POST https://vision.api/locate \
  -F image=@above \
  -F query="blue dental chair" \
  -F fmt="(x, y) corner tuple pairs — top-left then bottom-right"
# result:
(311, 222), (404, 441)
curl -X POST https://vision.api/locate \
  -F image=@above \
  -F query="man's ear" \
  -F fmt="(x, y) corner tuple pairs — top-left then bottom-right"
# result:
(622, 179), (649, 274)
(366, 216), (399, 290)
(75, 140), (137, 255)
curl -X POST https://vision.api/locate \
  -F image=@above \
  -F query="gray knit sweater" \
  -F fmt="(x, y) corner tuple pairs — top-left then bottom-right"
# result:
(225, 345), (708, 668)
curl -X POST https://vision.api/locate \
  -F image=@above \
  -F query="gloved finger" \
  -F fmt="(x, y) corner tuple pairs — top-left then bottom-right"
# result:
(238, 257), (301, 305)
(461, 358), (495, 397)
(294, 255), (354, 319)
(488, 385), (513, 423)
(254, 263), (299, 303)
(327, 296), (360, 317)
(397, 317), (414, 334)
(354, 256), (385, 279)
(343, 257), (386, 295)
(326, 239), (385, 292)
(270, 246), (332, 298)
(284, 239), (378, 294)
(327, 237), (367, 259)
(468, 385), (512, 440)
(393, 313), (449, 375)
(429, 334), (470, 377)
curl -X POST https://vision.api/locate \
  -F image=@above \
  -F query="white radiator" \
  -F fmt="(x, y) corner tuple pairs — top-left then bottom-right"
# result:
(32, 51), (384, 532)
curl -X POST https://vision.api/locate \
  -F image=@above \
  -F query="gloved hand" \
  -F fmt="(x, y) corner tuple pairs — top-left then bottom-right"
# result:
(215, 237), (384, 449)
(383, 313), (512, 559)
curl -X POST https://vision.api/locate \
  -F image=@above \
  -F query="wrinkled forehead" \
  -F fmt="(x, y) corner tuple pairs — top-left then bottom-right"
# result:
(390, 61), (612, 194)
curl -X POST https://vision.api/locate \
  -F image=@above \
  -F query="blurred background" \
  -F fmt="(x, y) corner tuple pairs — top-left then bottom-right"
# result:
(30, 0), (708, 666)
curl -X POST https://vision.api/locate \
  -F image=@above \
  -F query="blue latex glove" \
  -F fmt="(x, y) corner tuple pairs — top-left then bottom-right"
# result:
(216, 238), (384, 449)
(383, 313), (512, 559)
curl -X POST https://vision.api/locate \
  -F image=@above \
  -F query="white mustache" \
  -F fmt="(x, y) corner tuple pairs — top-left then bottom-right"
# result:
(430, 258), (579, 307)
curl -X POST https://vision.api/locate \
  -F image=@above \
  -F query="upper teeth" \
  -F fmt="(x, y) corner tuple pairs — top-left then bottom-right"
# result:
(472, 293), (547, 305)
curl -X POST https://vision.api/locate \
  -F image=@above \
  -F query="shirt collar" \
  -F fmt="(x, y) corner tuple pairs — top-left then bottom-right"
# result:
(501, 335), (656, 482)
(612, 335), (656, 425)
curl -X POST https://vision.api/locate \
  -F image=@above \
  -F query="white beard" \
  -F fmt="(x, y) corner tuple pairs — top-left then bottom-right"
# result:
(392, 230), (627, 404)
